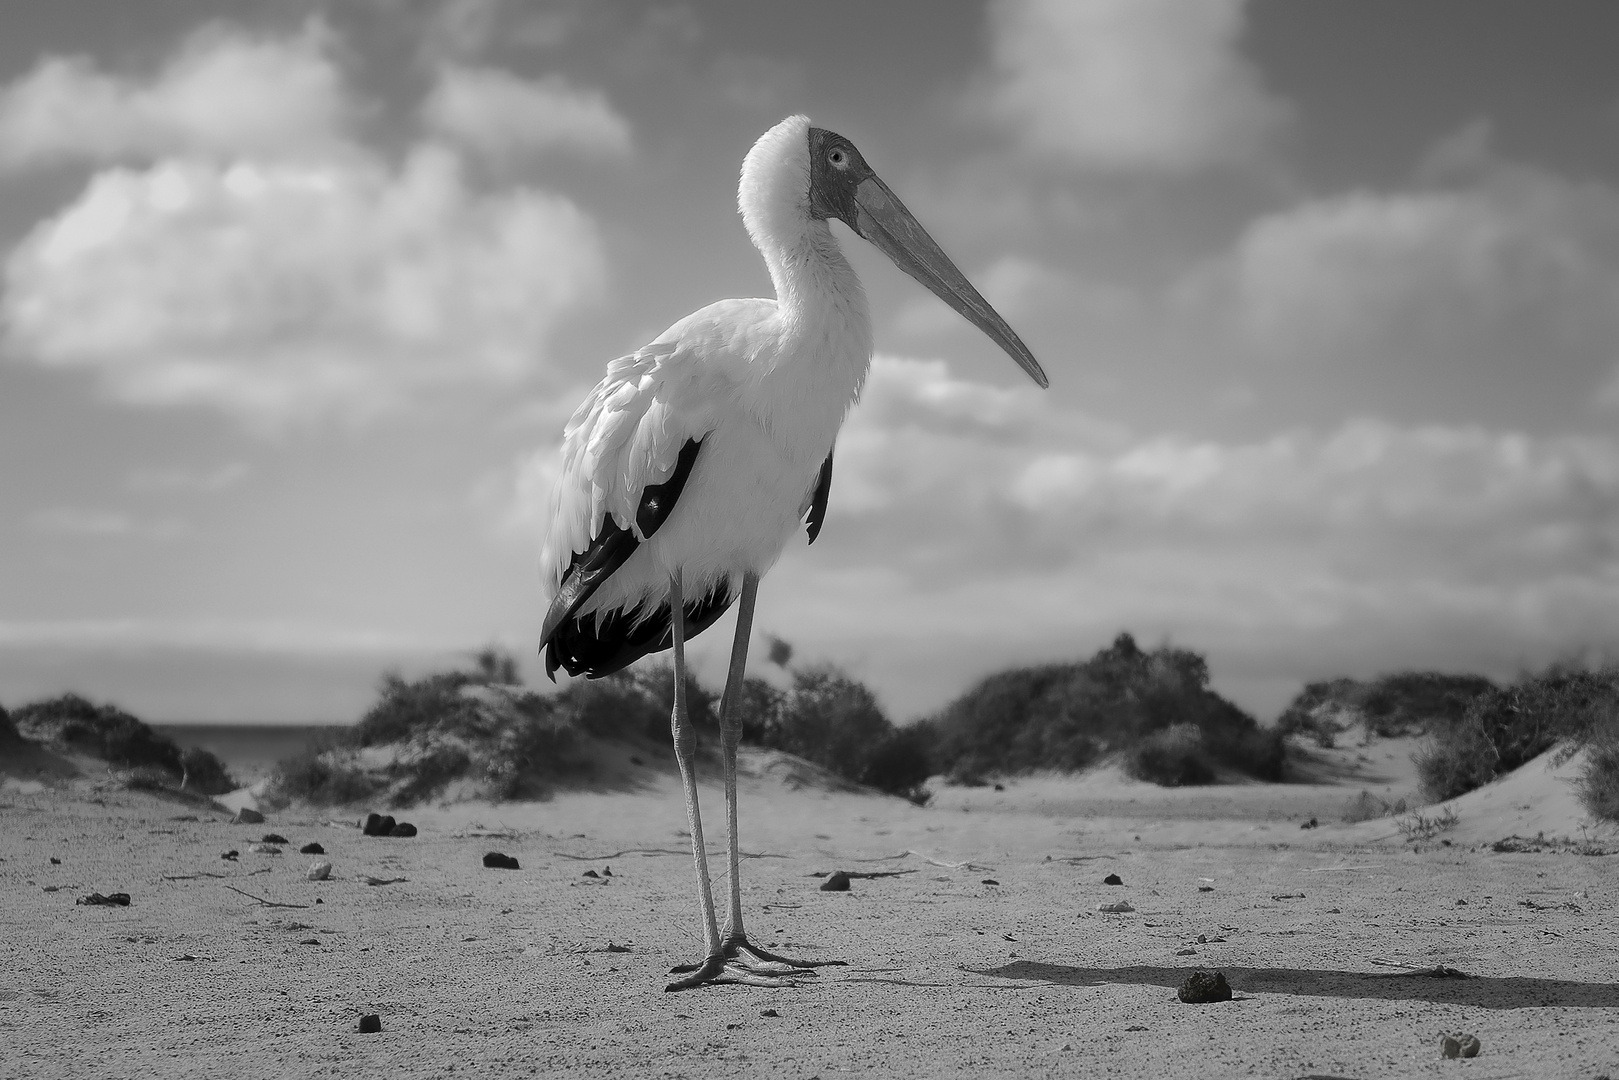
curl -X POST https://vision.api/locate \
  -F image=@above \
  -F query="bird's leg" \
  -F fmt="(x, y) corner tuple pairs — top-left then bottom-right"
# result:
(664, 572), (721, 972)
(666, 572), (844, 991)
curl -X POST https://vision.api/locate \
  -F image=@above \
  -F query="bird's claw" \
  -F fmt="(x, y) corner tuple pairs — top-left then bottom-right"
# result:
(664, 939), (843, 992)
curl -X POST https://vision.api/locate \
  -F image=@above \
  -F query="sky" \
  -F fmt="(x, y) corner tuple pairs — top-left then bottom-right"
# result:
(2, 0), (1618, 726)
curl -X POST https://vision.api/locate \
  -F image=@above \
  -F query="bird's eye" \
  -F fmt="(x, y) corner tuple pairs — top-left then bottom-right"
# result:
(828, 148), (847, 168)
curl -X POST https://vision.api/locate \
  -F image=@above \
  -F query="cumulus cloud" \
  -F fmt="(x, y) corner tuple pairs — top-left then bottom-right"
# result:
(1166, 157), (1619, 419)
(422, 65), (633, 162)
(2, 145), (605, 426)
(0, 20), (349, 169)
(978, 0), (1289, 171)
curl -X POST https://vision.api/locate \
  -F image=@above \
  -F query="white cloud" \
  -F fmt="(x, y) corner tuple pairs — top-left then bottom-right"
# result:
(422, 66), (633, 162)
(1167, 160), (1619, 413)
(0, 20), (349, 169)
(28, 507), (188, 539)
(2, 144), (606, 427)
(979, 0), (1289, 171)
(127, 462), (249, 493)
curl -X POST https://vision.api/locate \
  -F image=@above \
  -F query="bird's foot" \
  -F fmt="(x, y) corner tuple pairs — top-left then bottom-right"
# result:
(664, 938), (845, 992)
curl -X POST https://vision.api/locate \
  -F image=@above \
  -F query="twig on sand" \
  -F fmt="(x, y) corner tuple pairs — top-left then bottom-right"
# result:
(808, 869), (919, 880)
(1300, 865), (1384, 873)
(162, 872), (231, 880)
(221, 885), (308, 909)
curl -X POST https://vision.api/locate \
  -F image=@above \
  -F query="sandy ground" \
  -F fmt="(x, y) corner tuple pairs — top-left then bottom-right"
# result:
(3, 739), (1618, 1080)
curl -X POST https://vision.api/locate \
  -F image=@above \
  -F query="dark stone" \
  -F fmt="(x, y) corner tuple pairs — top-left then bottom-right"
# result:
(300, 842), (325, 855)
(820, 871), (851, 891)
(1177, 970), (1233, 1004)
(1300, 817), (1319, 830)
(356, 1014), (381, 1034)
(363, 813), (396, 837)
(389, 822), (417, 837)
(261, 833), (289, 844)
(582, 870), (600, 878)
(993, 784), (1005, 791)
(76, 892), (131, 907)
(482, 852), (520, 870)
(981, 879), (1000, 886)
(1103, 873), (1124, 886)
(50, 857), (60, 865)
(221, 850), (239, 861)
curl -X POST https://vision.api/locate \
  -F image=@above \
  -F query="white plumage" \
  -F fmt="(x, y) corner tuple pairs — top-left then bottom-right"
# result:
(535, 115), (1045, 990)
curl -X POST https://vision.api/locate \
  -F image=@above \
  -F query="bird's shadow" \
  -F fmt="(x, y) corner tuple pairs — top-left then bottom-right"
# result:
(971, 960), (1619, 1010)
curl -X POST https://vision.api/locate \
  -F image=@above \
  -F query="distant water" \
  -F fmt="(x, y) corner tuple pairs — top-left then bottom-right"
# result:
(155, 723), (350, 783)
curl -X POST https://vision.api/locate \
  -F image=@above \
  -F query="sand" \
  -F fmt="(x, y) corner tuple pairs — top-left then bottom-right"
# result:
(3, 739), (1618, 1079)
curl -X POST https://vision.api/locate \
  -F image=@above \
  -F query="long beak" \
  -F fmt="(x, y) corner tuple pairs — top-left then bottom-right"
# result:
(850, 175), (1049, 389)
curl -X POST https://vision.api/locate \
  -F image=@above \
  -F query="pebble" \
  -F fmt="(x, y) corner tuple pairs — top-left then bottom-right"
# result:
(76, 892), (132, 907)
(1177, 970), (1232, 1004)
(1441, 1034), (1481, 1059)
(307, 861), (332, 882)
(300, 843), (325, 855)
(362, 813), (396, 837)
(1103, 873), (1123, 885)
(356, 1014), (381, 1034)
(232, 808), (264, 825)
(582, 870), (600, 878)
(389, 822), (417, 837)
(221, 850), (239, 861)
(760, 1009), (778, 1018)
(482, 852), (520, 870)
(820, 871), (851, 892)
(260, 833), (289, 844)
(1097, 901), (1135, 913)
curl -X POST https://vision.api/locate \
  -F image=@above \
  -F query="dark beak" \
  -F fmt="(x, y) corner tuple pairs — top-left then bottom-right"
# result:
(849, 174), (1049, 389)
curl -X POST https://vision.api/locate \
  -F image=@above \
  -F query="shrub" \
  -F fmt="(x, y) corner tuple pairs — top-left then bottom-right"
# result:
(860, 723), (935, 802)
(489, 714), (579, 800)
(1125, 723), (1215, 787)
(1417, 665), (1619, 804)
(1578, 734), (1619, 823)
(928, 632), (1274, 784)
(179, 745), (237, 795)
(352, 671), (477, 746)
(1277, 673), (1495, 744)
(389, 745), (473, 807)
(272, 745), (380, 805)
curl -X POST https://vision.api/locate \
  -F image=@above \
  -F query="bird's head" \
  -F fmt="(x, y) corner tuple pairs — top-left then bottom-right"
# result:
(739, 115), (1048, 390)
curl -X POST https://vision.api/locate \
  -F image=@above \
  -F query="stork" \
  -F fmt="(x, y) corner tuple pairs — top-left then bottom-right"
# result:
(538, 115), (1048, 991)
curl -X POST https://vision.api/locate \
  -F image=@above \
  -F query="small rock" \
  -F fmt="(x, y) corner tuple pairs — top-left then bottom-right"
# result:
(602, 866), (612, 877)
(582, 870), (600, 879)
(820, 871), (851, 892)
(76, 892), (131, 907)
(1300, 817), (1319, 830)
(221, 850), (239, 861)
(1097, 901), (1135, 913)
(1124, 1025), (1148, 1032)
(1198, 885), (1214, 892)
(760, 1008), (778, 1018)
(1176, 948), (1197, 956)
(1177, 970), (1232, 1004)
(260, 833), (289, 844)
(982, 878), (1000, 886)
(1271, 893), (1304, 901)
(1103, 873), (1123, 886)
(482, 852), (520, 870)
(356, 1014), (381, 1034)
(993, 783), (1005, 791)
(362, 813), (396, 837)
(300, 842), (325, 855)
(389, 822), (417, 837)
(307, 861), (332, 882)
(49, 857), (61, 865)
(1441, 1034), (1480, 1059)
(232, 808), (265, 825)
(299, 938), (320, 946)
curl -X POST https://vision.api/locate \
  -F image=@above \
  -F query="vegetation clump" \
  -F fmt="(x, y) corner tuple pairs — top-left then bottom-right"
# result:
(1415, 664), (1619, 809)
(1277, 672), (1495, 747)
(7, 693), (235, 795)
(924, 633), (1281, 786)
